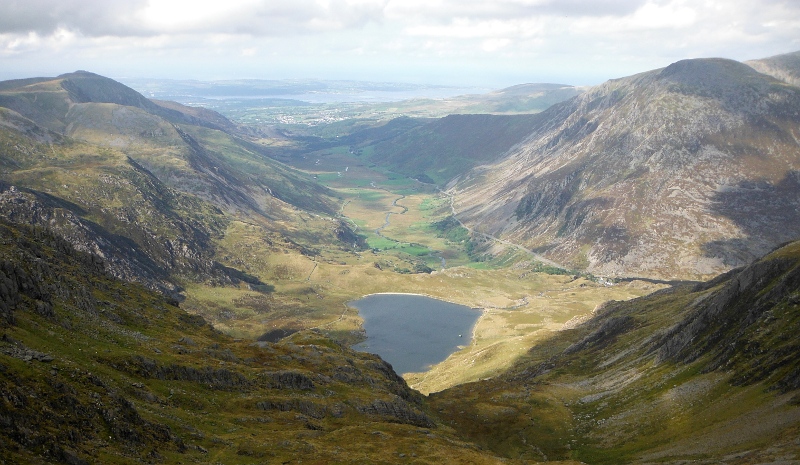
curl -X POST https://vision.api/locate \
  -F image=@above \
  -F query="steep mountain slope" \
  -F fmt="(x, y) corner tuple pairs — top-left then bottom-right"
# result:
(0, 218), (507, 464)
(432, 239), (800, 463)
(452, 57), (800, 279)
(747, 50), (800, 87)
(0, 72), (355, 295)
(0, 71), (336, 216)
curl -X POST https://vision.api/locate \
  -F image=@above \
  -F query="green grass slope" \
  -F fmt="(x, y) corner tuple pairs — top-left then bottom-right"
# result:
(0, 113), (243, 294)
(0, 218), (510, 464)
(432, 239), (800, 463)
(359, 113), (544, 185)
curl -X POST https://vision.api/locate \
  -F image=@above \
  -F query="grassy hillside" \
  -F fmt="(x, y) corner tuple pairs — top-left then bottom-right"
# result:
(432, 239), (800, 463)
(0, 120), (230, 295)
(0, 72), (338, 217)
(0, 72), (377, 352)
(358, 114), (544, 185)
(0, 72), (355, 289)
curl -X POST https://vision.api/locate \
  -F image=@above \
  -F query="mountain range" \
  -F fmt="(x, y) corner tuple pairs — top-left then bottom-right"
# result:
(1, 51), (800, 464)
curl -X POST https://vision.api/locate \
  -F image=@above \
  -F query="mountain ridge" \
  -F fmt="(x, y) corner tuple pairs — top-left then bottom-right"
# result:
(0, 71), (356, 297)
(746, 50), (800, 87)
(450, 54), (800, 280)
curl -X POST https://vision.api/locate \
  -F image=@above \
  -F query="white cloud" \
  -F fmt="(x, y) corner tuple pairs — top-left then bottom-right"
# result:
(481, 38), (513, 52)
(406, 18), (543, 39)
(0, 0), (388, 37)
(0, 0), (798, 86)
(0, 0), (148, 36)
(569, 1), (697, 33)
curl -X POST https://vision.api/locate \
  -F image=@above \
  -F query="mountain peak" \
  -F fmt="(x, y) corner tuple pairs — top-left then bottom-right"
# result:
(56, 70), (156, 110)
(452, 54), (800, 280)
(57, 70), (103, 78)
(657, 57), (776, 98)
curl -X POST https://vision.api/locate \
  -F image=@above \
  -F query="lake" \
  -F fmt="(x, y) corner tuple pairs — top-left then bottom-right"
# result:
(350, 294), (482, 375)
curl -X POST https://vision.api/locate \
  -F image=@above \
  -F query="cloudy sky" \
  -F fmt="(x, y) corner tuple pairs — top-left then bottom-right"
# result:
(1, 0), (798, 87)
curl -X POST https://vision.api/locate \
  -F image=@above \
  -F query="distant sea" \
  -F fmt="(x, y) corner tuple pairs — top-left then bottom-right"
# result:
(199, 88), (484, 104)
(120, 77), (487, 105)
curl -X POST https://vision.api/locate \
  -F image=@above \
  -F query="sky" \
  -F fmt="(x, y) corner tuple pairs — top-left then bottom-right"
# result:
(0, 0), (799, 88)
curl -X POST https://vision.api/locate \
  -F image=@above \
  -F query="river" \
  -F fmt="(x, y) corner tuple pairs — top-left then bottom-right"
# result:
(350, 293), (481, 374)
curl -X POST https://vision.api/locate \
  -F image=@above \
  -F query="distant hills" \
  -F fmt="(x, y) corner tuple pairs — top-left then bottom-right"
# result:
(346, 113), (547, 185)
(444, 83), (583, 114)
(747, 50), (800, 87)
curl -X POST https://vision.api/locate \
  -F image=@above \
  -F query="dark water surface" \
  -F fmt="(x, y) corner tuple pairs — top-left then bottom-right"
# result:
(350, 294), (481, 374)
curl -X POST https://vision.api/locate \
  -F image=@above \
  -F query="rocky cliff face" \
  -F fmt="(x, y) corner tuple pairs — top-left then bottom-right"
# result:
(453, 57), (800, 279)
(654, 240), (800, 392)
(0, 184), (177, 295)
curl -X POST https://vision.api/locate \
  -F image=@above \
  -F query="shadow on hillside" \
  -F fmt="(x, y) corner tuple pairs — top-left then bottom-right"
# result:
(702, 170), (800, 267)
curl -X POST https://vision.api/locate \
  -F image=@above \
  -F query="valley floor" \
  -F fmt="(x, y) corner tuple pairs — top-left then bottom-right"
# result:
(182, 147), (665, 393)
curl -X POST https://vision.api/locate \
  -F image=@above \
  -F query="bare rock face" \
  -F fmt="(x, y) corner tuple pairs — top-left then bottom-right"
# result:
(355, 396), (436, 428)
(0, 184), (175, 293)
(454, 57), (800, 280)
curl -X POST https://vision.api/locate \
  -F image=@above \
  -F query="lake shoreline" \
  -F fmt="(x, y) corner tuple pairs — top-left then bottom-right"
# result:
(348, 292), (484, 341)
(349, 294), (482, 375)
